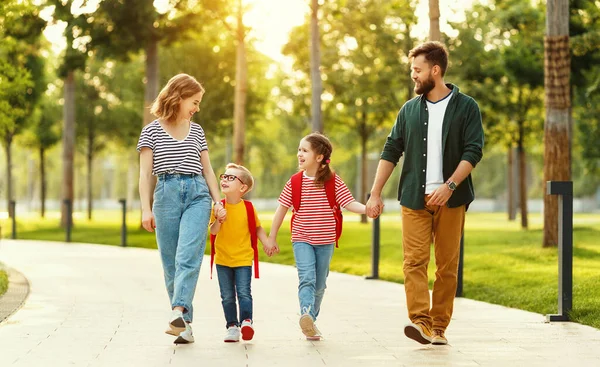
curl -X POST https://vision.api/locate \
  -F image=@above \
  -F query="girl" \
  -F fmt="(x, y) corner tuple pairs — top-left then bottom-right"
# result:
(137, 73), (225, 344)
(268, 132), (366, 340)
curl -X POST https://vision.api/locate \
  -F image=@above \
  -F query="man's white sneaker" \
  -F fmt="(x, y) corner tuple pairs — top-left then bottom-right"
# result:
(224, 326), (240, 343)
(166, 309), (186, 336)
(174, 323), (194, 344)
(240, 319), (254, 341)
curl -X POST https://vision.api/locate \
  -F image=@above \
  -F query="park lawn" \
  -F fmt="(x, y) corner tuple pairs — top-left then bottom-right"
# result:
(0, 268), (7, 297)
(2, 210), (599, 328)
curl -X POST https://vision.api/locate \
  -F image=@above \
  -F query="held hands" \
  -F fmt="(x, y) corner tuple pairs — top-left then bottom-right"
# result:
(263, 237), (280, 257)
(214, 204), (227, 223)
(366, 194), (384, 219)
(141, 210), (156, 232)
(426, 184), (453, 206)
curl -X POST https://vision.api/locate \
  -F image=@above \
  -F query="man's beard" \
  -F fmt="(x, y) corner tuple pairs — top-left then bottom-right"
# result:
(414, 74), (435, 95)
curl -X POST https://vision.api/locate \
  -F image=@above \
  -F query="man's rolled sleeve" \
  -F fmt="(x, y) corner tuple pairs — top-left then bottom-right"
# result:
(460, 100), (484, 167)
(380, 110), (405, 164)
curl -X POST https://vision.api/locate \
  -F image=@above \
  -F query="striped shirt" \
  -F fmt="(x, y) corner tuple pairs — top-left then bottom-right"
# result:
(136, 120), (208, 175)
(278, 172), (355, 245)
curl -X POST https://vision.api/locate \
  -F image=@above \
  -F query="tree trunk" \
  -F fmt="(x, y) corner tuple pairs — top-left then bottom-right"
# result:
(40, 147), (46, 218)
(543, 0), (570, 247)
(61, 70), (75, 227)
(144, 40), (159, 127)
(428, 0), (441, 42)
(360, 111), (368, 224)
(507, 147), (516, 221)
(87, 126), (93, 220)
(310, 0), (322, 132)
(4, 135), (12, 218)
(518, 143), (528, 229)
(233, 0), (247, 165)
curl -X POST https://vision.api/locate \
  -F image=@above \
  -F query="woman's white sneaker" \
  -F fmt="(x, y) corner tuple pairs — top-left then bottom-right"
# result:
(166, 309), (187, 336)
(174, 323), (194, 344)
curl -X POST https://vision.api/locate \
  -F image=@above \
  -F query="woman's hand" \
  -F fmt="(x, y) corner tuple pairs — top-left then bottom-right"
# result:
(141, 209), (156, 232)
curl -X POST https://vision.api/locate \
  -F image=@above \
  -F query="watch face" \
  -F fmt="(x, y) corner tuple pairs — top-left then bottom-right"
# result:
(448, 181), (457, 190)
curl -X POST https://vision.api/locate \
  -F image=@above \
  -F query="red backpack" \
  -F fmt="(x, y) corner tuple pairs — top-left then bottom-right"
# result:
(210, 199), (259, 279)
(291, 171), (343, 247)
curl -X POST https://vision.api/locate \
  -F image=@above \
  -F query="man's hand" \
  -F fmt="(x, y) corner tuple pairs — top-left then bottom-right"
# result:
(427, 184), (453, 206)
(366, 194), (384, 219)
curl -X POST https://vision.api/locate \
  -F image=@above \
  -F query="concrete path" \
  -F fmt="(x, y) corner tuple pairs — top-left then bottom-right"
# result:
(0, 239), (599, 367)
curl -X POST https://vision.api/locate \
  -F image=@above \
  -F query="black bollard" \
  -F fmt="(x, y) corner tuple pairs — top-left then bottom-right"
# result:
(64, 199), (72, 243)
(10, 200), (16, 240)
(546, 181), (573, 322)
(456, 233), (464, 297)
(119, 199), (127, 247)
(366, 194), (381, 280)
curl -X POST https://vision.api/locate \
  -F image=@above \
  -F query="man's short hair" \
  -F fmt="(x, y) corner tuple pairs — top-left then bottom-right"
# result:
(409, 41), (449, 76)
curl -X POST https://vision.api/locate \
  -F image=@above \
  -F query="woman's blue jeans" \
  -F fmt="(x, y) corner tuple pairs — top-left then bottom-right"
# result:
(216, 264), (253, 328)
(292, 242), (334, 322)
(153, 173), (211, 323)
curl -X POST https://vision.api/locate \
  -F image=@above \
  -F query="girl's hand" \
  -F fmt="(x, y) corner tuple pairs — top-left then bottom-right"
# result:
(141, 210), (156, 232)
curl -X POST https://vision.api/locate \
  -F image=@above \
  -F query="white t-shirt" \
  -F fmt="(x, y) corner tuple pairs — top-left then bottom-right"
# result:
(425, 92), (452, 194)
(136, 120), (208, 175)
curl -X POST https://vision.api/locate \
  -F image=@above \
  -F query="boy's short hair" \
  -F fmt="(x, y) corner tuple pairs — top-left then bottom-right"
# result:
(226, 163), (254, 194)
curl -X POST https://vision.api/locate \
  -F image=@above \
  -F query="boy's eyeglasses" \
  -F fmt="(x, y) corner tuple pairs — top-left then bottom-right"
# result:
(219, 173), (244, 184)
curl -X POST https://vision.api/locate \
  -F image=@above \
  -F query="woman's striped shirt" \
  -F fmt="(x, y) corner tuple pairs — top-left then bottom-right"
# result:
(136, 120), (208, 175)
(278, 172), (355, 245)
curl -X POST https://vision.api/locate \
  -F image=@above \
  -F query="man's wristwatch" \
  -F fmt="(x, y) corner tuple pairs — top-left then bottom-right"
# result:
(213, 201), (223, 207)
(445, 180), (457, 191)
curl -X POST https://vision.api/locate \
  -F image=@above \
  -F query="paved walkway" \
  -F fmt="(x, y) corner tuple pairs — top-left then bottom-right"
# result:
(0, 239), (599, 367)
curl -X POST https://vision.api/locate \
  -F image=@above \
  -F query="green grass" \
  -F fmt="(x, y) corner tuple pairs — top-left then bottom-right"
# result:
(2, 210), (600, 328)
(0, 269), (7, 297)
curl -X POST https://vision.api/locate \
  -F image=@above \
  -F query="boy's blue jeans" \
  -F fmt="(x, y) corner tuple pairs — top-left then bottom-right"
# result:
(153, 173), (211, 323)
(216, 264), (253, 328)
(292, 242), (334, 322)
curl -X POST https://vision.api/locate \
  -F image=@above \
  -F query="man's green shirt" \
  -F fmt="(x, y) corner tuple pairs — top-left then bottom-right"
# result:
(380, 84), (484, 210)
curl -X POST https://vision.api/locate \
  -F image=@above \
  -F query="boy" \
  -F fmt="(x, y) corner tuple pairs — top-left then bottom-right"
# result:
(210, 163), (272, 342)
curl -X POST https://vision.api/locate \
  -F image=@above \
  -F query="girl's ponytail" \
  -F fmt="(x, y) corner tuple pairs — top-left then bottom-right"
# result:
(304, 132), (334, 187)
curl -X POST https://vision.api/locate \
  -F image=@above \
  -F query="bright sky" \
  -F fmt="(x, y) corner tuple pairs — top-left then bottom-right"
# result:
(43, 0), (474, 62)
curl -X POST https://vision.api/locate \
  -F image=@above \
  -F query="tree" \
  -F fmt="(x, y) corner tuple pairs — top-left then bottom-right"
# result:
(49, 0), (90, 226)
(448, 0), (545, 229)
(233, 0), (248, 164)
(284, 0), (417, 222)
(429, 0), (441, 41)
(310, 0), (323, 133)
(21, 95), (62, 218)
(0, 1), (46, 216)
(543, 0), (570, 247)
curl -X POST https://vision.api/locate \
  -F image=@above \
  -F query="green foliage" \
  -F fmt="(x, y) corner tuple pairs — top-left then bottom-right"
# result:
(448, 0), (545, 149)
(0, 0), (45, 143)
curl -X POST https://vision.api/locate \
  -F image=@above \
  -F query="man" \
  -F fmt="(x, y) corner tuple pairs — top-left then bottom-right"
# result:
(366, 41), (484, 345)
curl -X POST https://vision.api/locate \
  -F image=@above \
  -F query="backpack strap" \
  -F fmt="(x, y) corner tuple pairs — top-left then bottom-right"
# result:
(324, 174), (342, 248)
(209, 199), (226, 279)
(244, 200), (260, 279)
(291, 171), (303, 212)
(290, 171), (304, 233)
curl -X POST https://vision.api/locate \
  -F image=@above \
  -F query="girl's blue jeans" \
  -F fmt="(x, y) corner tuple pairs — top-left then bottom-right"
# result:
(292, 242), (334, 322)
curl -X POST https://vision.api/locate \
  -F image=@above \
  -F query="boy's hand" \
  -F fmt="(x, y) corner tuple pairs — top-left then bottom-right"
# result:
(215, 207), (227, 223)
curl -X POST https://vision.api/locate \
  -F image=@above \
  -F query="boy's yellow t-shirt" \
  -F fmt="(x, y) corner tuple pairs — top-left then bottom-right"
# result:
(210, 200), (261, 267)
